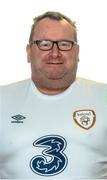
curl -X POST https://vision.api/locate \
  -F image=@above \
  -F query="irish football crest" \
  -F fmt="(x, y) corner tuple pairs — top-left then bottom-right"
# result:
(73, 109), (96, 130)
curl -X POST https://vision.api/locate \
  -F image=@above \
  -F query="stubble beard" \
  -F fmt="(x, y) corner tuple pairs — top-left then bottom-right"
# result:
(32, 66), (77, 92)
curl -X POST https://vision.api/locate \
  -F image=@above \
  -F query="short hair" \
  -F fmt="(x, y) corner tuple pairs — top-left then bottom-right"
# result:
(29, 11), (78, 43)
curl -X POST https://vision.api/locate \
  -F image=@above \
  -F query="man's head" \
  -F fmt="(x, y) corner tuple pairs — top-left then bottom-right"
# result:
(26, 11), (79, 95)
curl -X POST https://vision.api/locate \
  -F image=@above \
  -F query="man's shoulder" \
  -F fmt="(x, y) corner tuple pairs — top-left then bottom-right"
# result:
(0, 79), (31, 97)
(1, 79), (30, 90)
(76, 77), (107, 89)
(76, 78), (107, 100)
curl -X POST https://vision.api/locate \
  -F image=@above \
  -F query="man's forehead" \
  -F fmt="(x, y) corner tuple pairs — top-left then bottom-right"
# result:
(33, 18), (74, 34)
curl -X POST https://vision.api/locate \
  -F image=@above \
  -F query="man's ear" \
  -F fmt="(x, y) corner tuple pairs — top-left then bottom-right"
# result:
(75, 44), (80, 62)
(26, 44), (31, 63)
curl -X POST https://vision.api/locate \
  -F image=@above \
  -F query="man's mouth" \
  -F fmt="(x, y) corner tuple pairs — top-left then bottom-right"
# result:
(46, 61), (63, 65)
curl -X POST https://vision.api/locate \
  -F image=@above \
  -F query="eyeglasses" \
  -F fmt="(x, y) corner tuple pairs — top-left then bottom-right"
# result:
(30, 39), (77, 51)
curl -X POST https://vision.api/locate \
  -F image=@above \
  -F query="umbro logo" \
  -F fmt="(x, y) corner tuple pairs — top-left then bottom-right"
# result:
(11, 114), (26, 123)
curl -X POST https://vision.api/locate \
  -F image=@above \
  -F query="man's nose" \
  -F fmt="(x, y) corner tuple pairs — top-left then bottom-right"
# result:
(50, 43), (61, 57)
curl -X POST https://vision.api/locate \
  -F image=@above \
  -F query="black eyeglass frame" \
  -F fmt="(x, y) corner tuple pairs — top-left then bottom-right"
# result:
(29, 39), (77, 51)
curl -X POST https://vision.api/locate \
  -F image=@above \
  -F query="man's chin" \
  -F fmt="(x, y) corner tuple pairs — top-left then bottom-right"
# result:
(45, 71), (66, 80)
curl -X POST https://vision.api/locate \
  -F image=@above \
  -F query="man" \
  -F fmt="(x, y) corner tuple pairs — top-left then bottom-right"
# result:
(0, 11), (107, 179)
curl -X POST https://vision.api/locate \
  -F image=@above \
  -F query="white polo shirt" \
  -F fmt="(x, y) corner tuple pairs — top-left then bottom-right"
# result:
(0, 78), (107, 179)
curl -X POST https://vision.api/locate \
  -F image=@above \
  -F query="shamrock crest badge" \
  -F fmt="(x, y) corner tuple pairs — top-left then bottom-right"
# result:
(73, 109), (96, 130)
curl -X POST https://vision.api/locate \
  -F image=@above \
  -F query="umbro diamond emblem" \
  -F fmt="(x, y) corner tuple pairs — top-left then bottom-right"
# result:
(11, 114), (26, 123)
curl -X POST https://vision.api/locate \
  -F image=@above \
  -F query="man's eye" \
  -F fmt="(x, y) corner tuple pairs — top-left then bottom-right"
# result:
(41, 41), (51, 46)
(43, 43), (50, 46)
(60, 42), (69, 46)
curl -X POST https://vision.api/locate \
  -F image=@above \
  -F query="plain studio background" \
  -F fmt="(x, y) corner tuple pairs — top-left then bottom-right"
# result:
(0, 0), (107, 85)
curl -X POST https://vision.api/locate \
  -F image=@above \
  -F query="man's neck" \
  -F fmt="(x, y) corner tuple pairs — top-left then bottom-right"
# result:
(37, 86), (68, 95)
